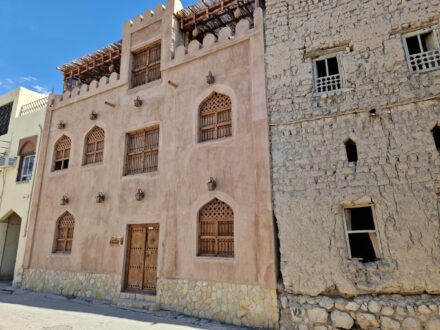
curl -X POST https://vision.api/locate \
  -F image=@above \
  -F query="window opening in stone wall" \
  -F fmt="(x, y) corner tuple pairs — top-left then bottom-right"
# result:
(125, 127), (159, 175)
(53, 135), (71, 171)
(199, 92), (232, 142)
(84, 126), (105, 165)
(314, 56), (342, 93)
(54, 212), (75, 253)
(0, 102), (13, 136)
(405, 31), (440, 73)
(198, 198), (234, 257)
(344, 139), (358, 163)
(131, 43), (161, 88)
(344, 206), (380, 263)
(432, 125), (440, 153)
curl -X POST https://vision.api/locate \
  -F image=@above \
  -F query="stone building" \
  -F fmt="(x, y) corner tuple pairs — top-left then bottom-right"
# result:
(265, 0), (440, 328)
(21, 0), (278, 327)
(0, 87), (47, 286)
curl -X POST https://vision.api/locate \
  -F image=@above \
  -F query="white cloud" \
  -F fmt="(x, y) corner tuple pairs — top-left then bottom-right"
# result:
(5, 78), (14, 85)
(20, 76), (37, 82)
(32, 85), (50, 95)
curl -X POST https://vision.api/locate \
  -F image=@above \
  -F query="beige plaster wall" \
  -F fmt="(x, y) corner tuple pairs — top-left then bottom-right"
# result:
(24, 0), (276, 306)
(0, 87), (47, 285)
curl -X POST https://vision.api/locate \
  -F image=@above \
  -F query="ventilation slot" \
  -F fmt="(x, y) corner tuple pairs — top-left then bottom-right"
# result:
(345, 139), (358, 163)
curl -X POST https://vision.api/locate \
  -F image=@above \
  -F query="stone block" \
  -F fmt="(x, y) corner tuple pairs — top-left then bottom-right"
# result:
(331, 310), (354, 329)
(401, 317), (422, 330)
(356, 312), (379, 329)
(426, 319), (440, 330)
(307, 307), (328, 324)
(380, 316), (401, 330)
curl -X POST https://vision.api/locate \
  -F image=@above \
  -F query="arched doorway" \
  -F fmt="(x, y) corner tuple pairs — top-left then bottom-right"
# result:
(0, 213), (21, 281)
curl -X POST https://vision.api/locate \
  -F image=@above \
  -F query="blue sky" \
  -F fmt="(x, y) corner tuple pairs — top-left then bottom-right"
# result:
(0, 0), (193, 95)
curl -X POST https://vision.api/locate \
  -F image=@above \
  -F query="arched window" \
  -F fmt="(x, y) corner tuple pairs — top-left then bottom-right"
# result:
(54, 135), (71, 171)
(345, 138), (358, 163)
(84, 126), (105, 165)
(199, 92), (232, 142)
(198, 198), (234, 257)
(433, 125), (440, 153)
(54, 212), (75, 253)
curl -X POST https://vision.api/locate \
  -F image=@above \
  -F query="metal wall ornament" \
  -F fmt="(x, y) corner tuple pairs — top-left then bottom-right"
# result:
(57, 121), (66, 129)
(208, 177), (217, 191)
(60, 195), (69, 205)
(89, 111), (98, 120)
(134, 96), (143, 107)
(96, 192), (105, 203)
(135, 189), (145, 201)
(206, 71), (215, 85)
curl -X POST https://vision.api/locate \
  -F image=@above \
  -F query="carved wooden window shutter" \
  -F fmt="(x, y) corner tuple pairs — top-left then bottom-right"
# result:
(131, 43), (161, 88)
(198, 198), (234, 257)
(125, 126), (159, 175)
(55, 212), (75, 253)
(199, 92), (232, 142)
(54, 135), (71, 171)
(84, 127), (105, 165)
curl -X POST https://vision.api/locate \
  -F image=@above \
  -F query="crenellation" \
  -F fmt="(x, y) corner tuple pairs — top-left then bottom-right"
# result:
(170, 17), (254, 65)
(53, 72), (121, 108)
(123, 3), (166, 33)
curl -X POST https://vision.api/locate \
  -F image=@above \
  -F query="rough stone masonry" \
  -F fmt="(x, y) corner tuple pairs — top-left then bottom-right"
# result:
(264, 0), (440, 328)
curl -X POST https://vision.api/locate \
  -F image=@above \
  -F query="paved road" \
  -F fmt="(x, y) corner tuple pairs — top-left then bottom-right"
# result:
(0, 284), (250, 330)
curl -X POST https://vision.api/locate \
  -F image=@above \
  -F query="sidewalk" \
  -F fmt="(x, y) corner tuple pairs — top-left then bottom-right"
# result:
(0, 282), (251, 330)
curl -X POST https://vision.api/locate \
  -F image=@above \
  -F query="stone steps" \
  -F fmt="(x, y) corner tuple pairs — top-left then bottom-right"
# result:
(112, 298), (161, 313)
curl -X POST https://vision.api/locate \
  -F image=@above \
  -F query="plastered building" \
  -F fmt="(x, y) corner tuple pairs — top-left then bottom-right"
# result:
(265, 0), (440, 328)
(0, 87), (47, 286)
(22, 0), (278, 328)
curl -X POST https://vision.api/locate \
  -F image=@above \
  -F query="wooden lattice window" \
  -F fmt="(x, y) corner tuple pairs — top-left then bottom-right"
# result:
(125, 127), (159, 175)
(54, 135), (71, 171)
(198, 198), (234, 257)
(54, 212), (75, 253)
(84, 126), (105, 165)
(131, 43), (161, 88)
(199, 93), (232, 142)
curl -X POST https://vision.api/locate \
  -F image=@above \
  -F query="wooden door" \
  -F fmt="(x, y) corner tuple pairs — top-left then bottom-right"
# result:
(125, 224), (159, 293)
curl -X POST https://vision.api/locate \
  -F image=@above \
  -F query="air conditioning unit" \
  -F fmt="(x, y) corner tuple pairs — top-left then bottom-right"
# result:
(0, 157), (17, 168)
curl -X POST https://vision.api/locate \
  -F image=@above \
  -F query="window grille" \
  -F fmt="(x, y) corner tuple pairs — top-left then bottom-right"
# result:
(84, 127), (105, 165)
(343, 206), (381, 263)
(0, 102), (13, 136)
(55, 212), (75, 253)
(314, 56), (342, 94)
(198, 198), (234, 257)
(54, 136), (71, 171)
(199, 93), (232, 142)
(131, 43), (161, 88)
(125, 127), (159, 175)
(405, 31), (440, 73)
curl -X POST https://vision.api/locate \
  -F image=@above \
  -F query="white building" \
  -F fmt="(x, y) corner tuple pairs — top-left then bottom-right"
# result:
(0, 87), (47, 285)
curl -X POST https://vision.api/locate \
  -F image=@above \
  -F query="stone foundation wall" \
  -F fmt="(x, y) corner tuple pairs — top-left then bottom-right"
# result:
(22, 269), (122, 301)
(22, 269), (278, 328)
(279, 293), (440, 330)
(157, 278), (279, 329)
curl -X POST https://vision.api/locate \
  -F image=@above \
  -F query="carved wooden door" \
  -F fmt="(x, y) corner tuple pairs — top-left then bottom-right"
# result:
(125, 224), (159, 293)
